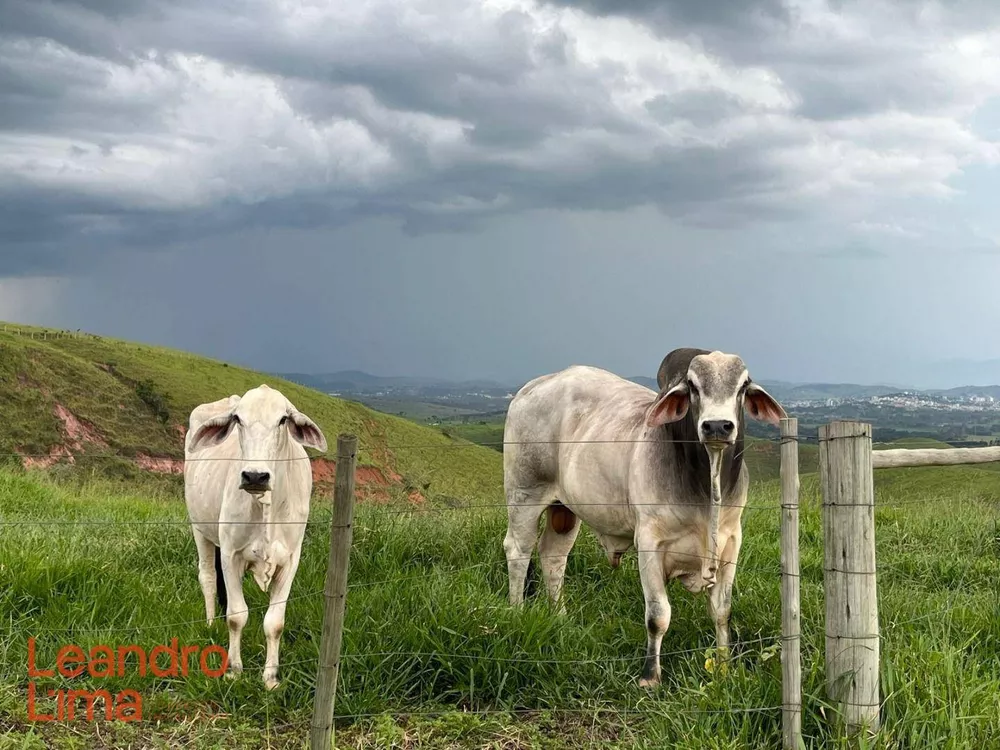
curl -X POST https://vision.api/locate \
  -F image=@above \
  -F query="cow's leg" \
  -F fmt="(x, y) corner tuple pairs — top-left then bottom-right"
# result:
(707, 528), (742, 658)
(261, 552), (301, 691)
(503, 487), (548, 606)
(636, 529), (670, 688)
(537, 502), (581, 614)
(220, 551), (249, 678)
(193, 531), (220, 627)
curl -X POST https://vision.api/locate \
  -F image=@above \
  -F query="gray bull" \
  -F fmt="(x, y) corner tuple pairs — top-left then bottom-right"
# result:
(502, 348), (785, 686)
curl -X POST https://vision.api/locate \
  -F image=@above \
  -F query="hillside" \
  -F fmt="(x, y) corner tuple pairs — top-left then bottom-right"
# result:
(0, 323), (502, 501)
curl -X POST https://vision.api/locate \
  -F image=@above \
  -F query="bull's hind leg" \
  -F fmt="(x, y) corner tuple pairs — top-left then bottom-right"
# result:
(193, 530), (220, 626)
(503, 487), (549, 606)
(537, 502), (581, 614)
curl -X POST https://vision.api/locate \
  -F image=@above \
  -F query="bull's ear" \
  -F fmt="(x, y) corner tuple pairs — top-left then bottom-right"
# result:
(189, 412), (237, 451)
(745, 382), (786, 426)
(646, 382), (690, 428)
(287, 411), (328, 452)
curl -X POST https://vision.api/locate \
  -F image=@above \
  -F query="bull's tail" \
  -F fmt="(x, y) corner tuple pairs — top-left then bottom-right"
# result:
(523, 557), (538, 600)
(523, 501), (577, 600)
(214, 545), (228, 615)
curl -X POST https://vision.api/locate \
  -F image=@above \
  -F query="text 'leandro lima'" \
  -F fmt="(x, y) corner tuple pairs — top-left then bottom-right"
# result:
(27, 637), (228, 722)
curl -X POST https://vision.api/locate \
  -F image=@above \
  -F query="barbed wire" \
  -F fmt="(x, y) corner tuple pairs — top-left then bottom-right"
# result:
(9, 486), (996, 529)
(24, 588), (328, 634)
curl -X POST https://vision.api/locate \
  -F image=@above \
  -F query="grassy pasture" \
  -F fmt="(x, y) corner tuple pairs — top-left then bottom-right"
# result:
(1, 461), (998, 749)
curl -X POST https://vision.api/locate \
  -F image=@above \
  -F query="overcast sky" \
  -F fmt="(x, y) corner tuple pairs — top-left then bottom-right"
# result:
(3, 0), (1000, 388)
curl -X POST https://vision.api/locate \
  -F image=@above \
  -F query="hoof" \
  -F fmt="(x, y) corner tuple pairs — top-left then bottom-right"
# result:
(638, 673), (660, 688)
(225, 665), (243, 681)
(264, 676), (280, 691)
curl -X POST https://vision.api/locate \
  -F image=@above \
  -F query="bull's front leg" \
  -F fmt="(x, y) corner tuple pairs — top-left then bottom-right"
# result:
(635, 528), (670, 688)
(220, 551), (249, 678)
(707, 528), (742, 658)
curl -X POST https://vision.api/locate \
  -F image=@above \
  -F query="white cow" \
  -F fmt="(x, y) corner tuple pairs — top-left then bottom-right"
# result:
(184, 384), (327, 690)
(502, 349), (785, 686)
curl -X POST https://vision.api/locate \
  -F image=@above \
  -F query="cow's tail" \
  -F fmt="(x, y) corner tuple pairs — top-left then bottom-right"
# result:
(214, 545), (228, 615)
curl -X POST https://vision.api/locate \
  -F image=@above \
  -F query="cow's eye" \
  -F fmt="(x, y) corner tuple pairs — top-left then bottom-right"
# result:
(232, 414), (242, 425)
(279, 415), (288, 426)
(687, 379), (698, 395)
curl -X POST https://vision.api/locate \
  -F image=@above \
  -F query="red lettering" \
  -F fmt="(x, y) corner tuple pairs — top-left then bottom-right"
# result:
(150, 638), (179, 678)
(56, 645), (85, 678)
(116, 645), (146, 677)
(89, 645), (114, 678)
(180, 644), (199, 677)
(200, 645), (228, 678)
(27, 638), (54, 678)
(26, 682), (54, 722)
(66, 689), (113, 722)
(115, 690), (142, 722)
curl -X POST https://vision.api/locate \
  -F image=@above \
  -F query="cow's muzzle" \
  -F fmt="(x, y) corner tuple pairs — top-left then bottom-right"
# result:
(700, 419), (735, 444)
(240, 470), (272, 494)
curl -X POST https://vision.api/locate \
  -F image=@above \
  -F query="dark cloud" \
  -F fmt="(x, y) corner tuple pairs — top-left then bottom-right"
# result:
(541, 0), (791, 34)
(1, 0), (998, 279)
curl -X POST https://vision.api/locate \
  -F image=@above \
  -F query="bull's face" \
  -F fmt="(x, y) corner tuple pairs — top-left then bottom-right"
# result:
(645, 351), (785, 452)
(188, 385), (328, 497)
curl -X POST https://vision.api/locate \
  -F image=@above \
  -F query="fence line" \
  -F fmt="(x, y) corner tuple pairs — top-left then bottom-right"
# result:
(816, 417), (1000, 740)
(25, 588), (329, 634)
(5, 424), (995, 747)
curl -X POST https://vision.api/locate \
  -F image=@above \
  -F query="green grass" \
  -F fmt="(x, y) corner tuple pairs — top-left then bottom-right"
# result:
(1, 461), (998, 748)
(353, 398), (482, 422)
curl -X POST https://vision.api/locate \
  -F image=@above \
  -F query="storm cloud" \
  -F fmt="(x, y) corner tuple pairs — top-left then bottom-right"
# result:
(2, 0), (1000, 385)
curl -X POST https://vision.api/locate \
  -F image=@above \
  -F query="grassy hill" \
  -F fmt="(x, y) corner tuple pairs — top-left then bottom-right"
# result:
(0, 323), (501, 501)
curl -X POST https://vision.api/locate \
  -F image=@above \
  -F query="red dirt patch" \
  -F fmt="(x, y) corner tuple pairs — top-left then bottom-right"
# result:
(135, 454), (184, 474)
(20, 403), (110, 470)
(311, 458), (337, 486)
(310, 458), (418, 504)
(18, 445), (74, 470)
(54, 403), (108, 451)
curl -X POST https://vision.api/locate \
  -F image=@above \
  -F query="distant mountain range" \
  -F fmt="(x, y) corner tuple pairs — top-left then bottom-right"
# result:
(275, 370), (1000, 402)
(275, 370), (512, 394)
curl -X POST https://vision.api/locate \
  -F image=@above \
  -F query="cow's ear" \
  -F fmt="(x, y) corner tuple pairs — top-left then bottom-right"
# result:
(646, 382), (690, 428)
(287, 410), (328, 452)
(189, 412), (237, 451)
(744, 382), (786, 426)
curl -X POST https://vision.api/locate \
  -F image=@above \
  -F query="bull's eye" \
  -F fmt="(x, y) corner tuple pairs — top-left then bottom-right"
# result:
(687, 379), (699, 396)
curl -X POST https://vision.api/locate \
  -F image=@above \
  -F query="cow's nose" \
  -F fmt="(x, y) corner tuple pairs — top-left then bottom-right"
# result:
(701, 420), (735, 440)
(241, 470), (271, 487)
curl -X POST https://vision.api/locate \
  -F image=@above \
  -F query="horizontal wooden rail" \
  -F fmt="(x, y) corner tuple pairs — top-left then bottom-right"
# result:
(872, 445), (1000, 469)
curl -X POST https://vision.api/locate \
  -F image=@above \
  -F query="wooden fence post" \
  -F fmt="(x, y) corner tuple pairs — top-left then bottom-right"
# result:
(819, 420), (880, 736)
(780, 418), (802, 750)
(310, 434), (358, 750)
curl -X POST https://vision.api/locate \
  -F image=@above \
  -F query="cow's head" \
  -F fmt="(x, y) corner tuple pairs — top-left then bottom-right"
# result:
(188, 384), (328, 496)
(645, 350), (785, 452)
